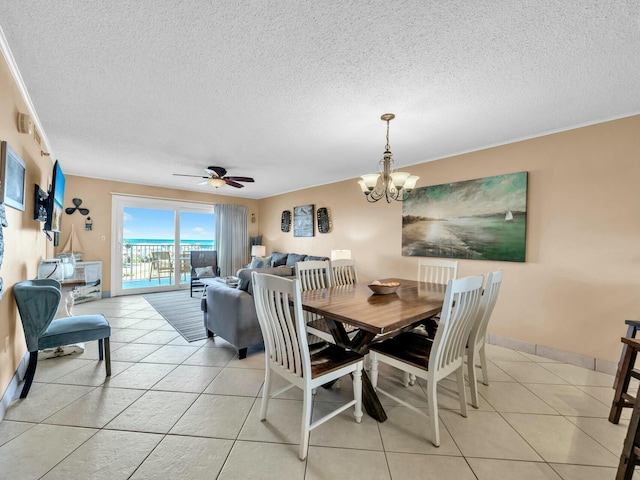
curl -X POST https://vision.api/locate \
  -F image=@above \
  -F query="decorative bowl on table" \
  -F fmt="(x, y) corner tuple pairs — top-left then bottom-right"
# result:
(368, 281), (400, 295)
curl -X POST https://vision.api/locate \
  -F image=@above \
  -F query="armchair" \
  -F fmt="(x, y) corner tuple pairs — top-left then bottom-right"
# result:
(13, 279), (111, 398)
(190, 250), (219, 296)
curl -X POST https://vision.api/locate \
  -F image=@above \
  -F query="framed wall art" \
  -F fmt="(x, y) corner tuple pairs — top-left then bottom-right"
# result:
(317, 207), (330, 234)
(293, 204), (314, 237)
(402, 171), (528, 262)
(0, 141), (27, 211)
(281, 210), (291, 232)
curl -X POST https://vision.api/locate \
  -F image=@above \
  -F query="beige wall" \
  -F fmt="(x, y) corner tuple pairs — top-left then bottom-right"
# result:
(260, 115), (640, 363)
(58, 176), (260, 293)
(0, 52), (57, 397)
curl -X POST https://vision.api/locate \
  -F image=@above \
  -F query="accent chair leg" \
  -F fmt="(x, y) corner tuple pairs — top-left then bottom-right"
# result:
(98, 338), (104, 360)
(207, 329), (214, 338)
(104, 337), (111, 376)
(20, 351), (38, 398)
(238, 347), (248, 359)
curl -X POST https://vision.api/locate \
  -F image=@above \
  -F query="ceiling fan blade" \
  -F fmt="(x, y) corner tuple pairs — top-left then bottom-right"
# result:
(225, 180), (245, 188)
(207, 166), (227, 178)
(65, 207), (76, 214)
(173, 173), (209, 178)
(224, 176), (254, 183)
(197, 180), (209, 185)
(78, 208), (90, 216)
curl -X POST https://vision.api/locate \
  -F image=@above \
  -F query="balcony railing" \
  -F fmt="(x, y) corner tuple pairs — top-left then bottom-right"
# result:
(122, 242), (213, 287)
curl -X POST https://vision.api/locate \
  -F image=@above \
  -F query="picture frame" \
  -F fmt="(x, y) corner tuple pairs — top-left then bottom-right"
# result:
(281, 210), (291, 232)
(402, 171), (528, 262)
(0, 141), (27, 211)
(293, 204), (314, 237)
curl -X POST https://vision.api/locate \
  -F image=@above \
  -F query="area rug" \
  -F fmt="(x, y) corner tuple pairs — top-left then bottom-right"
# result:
(143, 290), (207, 342)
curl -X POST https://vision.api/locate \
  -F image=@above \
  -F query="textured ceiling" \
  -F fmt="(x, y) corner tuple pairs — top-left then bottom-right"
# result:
(1, 1), (639, 199)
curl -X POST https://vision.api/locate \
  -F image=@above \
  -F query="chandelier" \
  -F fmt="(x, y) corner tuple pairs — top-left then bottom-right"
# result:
(358, 113), (419, 203)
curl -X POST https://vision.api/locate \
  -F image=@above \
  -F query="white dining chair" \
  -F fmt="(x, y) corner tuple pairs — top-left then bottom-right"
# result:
(467, 270), (503, 408)
(330, 258), (358, 286)
(296, 260), (335, 342)
(252, 272), (363, 460)
(417, 258), (459, 284)
(405, 258), (460, 386)
(369, 274), (484, 447)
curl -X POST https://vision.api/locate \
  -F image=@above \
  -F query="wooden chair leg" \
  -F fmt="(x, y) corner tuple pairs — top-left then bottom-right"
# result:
(238, 347), (248, 359)
(611, 340), (639, 424)
(104, 337), (111, 376)
(20, 352), (38, 398)
(98, 338), (104, 361)
(617, 381), (640, 479)
(615, 322), (640, 390)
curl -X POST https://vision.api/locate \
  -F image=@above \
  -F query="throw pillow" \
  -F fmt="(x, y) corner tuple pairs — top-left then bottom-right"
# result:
(305, 255), (329, 262)
(286, 253), (307, 267)
(270, 252), (288, 267)
(195, 266), (215, 277)
(249, 257), (264, 269)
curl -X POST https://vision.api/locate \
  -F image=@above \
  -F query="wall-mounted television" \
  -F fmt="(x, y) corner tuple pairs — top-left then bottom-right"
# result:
(44, 160), (65, 232)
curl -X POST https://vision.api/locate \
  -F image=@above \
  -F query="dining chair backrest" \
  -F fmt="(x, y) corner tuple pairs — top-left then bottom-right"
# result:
(295, 260), (332, 291)
(417, 258), (459, 284)
(431, 274), (484, 379)
(330, 259), (358, 286)
(469, 270), (503, 350)
(252, 273), (310, 379)
(466, 270), (503, 406)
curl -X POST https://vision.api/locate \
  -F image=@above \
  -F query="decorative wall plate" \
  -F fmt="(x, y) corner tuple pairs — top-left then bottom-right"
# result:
(281, 210), (291, 232)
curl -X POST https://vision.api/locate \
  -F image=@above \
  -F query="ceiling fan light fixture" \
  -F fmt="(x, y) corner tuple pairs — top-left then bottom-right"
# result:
(207, 178), (226, 188)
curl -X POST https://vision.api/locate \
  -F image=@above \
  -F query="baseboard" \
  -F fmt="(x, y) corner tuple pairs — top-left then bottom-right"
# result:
(0, 351), (29, 421)
(487, 334), (616, 375)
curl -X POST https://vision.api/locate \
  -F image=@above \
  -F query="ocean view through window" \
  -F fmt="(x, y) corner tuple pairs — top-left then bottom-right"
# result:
(113, 196), (215, 294)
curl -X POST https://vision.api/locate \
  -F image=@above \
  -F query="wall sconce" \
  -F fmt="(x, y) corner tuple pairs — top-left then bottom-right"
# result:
(251, 213), (256, 223)
(85, 217), (93, 231)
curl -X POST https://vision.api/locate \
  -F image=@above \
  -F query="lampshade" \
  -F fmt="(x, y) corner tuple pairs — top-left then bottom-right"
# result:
(207, 178), (227, 188)
(330, 249), (352, 261)
(251, 245), (266, 257)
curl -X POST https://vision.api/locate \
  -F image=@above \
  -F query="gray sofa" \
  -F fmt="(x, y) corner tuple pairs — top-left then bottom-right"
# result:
(200, 253), (328, 358)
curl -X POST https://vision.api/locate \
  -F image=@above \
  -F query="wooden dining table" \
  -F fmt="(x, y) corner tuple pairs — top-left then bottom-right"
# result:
(300, 278), (446, 422)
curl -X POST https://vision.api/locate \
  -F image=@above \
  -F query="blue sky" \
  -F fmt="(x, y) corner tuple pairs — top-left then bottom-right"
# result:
(123, 207), (215, 240)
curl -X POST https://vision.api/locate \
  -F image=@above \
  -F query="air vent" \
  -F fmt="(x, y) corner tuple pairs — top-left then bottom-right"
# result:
(17, 112), (33, 134)
(33, 127), (42, 146)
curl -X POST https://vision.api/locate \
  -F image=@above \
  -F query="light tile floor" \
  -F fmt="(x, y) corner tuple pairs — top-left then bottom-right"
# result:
(0, 294), (633, 479)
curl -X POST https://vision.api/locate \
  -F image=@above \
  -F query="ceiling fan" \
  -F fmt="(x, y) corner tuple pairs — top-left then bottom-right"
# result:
(173, 166), (255, 189)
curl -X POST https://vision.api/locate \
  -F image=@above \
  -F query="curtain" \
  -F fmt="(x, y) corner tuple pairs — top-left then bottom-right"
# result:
(214, 204), (248, 277)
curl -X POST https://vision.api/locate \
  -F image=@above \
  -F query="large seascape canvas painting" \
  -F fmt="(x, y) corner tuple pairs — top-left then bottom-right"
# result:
(402, 172), (527, 262)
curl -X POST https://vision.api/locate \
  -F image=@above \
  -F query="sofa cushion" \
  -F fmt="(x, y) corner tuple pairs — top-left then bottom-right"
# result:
(270, 252), (288, 267)
(286, 253), (307, 267)
(248, 257), (265, 269)
(236, 266), (294, 294)
(305, 255), (330, 262)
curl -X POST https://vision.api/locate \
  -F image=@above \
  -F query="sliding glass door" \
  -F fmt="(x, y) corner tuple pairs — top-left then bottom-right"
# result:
(111, 195), (215, 296)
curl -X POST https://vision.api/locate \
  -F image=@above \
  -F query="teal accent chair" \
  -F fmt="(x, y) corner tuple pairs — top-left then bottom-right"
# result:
(13, 279), (111, 398)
